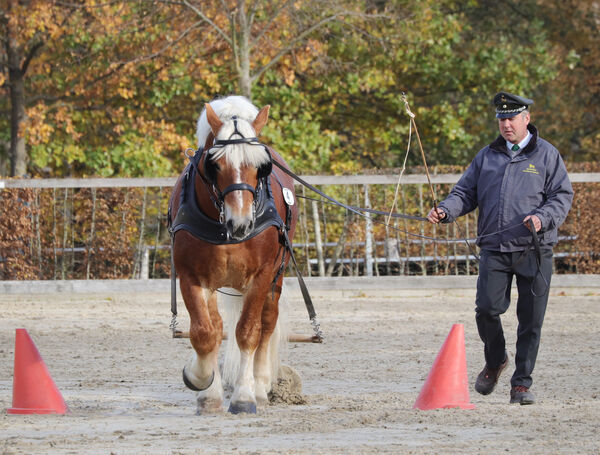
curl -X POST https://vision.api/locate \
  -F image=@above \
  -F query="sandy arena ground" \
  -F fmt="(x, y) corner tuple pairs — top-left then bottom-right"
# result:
(0, 285), (599, 454)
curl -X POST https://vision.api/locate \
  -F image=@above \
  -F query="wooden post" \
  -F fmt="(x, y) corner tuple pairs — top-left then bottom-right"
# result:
(353, 189), (361, 276)
(311, 199), (325, 277)
(151, 187), (163, 278)
(133, 188), (147, 279)
(444, 223), (450, 275)
(453, 221), (458, 275)
(400, 185), (409, 275)
(70, 190), (75, 276)
(52, 188), (58, 279)
(299, 186), (311, 276)
(364, 184), (373, 277)
(418, 185), (426, 275)
(33, 189), (42, 279)
(61, 188), (68, 280)
(118, 189), (129, 277)
(433, 221), (438, 275)
(86, 187), (97, 280)
(140, 247), (150, 280)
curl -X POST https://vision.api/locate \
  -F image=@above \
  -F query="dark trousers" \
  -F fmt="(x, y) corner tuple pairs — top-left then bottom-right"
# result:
(475, 248), (553, 388)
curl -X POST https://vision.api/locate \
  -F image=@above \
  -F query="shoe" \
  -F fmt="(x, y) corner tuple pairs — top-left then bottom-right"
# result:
(474, 356), (508, 395)
(510, 385), (535, 405)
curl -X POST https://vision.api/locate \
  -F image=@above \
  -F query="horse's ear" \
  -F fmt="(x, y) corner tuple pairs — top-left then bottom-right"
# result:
(252, 105), (270, 135)
(205, 103), (223, 136)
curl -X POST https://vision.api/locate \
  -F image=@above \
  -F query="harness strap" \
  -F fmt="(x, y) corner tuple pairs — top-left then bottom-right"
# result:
(501, 219), (549, 298)
(528, 220), (549, 297)
(298, 194), (428, 222)
(281, 228), (323, 342)
(272, 160), (369, 220)
(269, 166), (322, 340)
(215, 137), (259, 145)
(221, 183), (256, 199)
(170, 234), (178, 334)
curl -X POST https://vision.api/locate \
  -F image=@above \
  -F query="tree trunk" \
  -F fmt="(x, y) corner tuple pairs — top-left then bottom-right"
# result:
(237, 1), (252, 99)
(7, 35), (27, 176)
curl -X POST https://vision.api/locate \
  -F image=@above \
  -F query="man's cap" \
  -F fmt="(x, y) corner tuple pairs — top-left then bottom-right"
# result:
(493, 91), (534, 118)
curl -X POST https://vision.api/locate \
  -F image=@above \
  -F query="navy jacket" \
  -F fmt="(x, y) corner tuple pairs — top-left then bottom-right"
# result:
(438, 124), (573, 252)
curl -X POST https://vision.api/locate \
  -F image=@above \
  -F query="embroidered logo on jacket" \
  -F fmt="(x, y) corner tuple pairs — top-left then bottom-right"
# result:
(522, 163), (540, 175)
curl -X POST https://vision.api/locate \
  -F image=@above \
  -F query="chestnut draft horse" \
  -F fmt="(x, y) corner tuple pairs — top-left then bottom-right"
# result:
(168, 96), (299, 414)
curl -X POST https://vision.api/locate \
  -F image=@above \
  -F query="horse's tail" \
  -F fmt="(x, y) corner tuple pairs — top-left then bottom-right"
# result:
(219, 287), (289, 389)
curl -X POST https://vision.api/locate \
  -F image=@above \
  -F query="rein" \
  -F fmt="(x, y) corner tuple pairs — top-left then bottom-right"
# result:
(274, 92), (546, 294)
(272, 160), (545, 286)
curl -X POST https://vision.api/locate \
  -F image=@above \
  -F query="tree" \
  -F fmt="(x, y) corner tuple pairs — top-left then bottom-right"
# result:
(1, 1), (61, 176)
(253, 0), (559, 170)
(1, 1), (194, 177)
(165, 0), (373, 99)
(532, 0), (600, 161)
(1, 0), (596, 178)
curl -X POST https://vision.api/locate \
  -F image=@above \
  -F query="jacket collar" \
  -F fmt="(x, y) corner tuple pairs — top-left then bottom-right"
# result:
(490, 124), (538, 155)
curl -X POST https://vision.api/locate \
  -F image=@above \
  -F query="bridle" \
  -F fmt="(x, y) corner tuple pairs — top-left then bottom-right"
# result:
(188, 115), (273, 223)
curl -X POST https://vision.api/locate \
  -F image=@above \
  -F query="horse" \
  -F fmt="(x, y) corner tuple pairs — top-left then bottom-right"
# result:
(168, 95), (298, 414)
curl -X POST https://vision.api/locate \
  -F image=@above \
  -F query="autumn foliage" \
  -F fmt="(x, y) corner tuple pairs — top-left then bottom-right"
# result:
(0, 186), (170, 280)
(1, 1), (598, 178)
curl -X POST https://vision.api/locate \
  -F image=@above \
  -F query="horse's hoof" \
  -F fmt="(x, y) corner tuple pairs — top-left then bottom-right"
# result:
(182, 368), (214, 392)
(196, 397), (223, 414)
(228, 401), (257, 414)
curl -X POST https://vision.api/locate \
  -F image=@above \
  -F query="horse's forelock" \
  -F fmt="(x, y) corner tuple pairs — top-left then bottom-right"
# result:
(200, 96), (269, 170)
(209, 142), (270, 170)
(196, 95), (259, 147)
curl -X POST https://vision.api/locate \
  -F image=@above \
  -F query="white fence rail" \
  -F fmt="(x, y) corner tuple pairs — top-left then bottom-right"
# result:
(1, 173), (598, 279)
(1, 172), (599, 189)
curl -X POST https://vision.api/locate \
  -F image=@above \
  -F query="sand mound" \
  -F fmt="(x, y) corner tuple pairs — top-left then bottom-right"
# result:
(269, 364), (306, 405)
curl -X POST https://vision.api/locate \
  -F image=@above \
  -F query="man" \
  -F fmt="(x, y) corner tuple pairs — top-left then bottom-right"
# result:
(427, 91), (573, 405)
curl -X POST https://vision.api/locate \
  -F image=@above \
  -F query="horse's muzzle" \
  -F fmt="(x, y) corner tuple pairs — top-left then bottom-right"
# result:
(227, 218), (254, 240)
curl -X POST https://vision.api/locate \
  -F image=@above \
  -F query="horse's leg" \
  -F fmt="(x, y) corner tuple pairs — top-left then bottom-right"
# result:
(180, 280), (224, 413)
(253, 282), (282, 406)
(228, 280), (270, 414)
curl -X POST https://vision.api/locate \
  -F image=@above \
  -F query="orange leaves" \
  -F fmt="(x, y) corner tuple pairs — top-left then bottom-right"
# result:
(8, 1), (61, 41)
(25, 103), (83, 145)
(0, 189), (39, 280)
(25, 104), (53, 145)
(118, 87), (135, 100)
(197, 66), (222, 92)
(134, 119), (190, 152)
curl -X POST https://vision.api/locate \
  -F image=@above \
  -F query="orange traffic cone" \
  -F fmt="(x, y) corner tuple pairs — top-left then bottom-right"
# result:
(413, 323), (475, 410)
(7, 328), (69, 415)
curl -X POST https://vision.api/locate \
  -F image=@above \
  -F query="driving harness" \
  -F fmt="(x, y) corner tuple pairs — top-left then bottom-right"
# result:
(168, 145), (286, 244)
(167, 138), (323, 342)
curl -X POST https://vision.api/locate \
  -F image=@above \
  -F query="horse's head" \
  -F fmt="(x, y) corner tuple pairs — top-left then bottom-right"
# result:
(203, 101), (272, 240)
